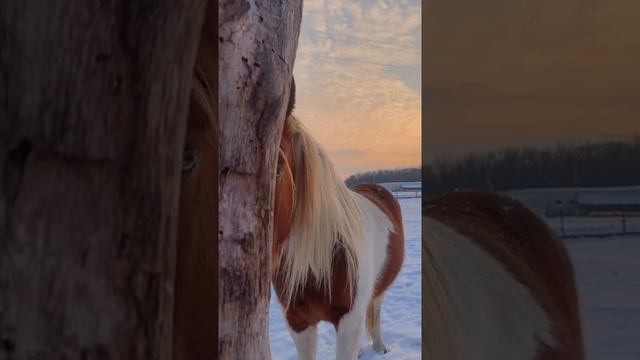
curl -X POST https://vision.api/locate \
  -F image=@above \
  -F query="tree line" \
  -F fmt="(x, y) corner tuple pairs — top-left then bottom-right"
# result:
(345, 138), (640, 197)
(424, 138), (640, 197)
(345, 167), (421, 187)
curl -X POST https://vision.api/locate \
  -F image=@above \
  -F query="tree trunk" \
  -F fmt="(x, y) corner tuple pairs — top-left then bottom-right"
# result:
(218, 1), (303, 358)
(0, 1), (206, 359)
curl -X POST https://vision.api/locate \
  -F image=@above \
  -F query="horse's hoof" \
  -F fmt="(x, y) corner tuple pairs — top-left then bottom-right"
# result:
(373, 345), (389, 354)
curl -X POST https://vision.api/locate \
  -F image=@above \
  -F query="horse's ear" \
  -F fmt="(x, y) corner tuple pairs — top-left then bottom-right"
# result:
(286, 77), (296, 118)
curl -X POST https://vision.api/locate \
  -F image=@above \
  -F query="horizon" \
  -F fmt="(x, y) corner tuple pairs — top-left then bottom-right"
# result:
(425, 134), (640, 164)
(347, 135), (640, 178)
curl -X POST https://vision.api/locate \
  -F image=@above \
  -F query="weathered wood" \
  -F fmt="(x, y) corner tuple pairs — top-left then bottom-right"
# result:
(218, 0), (303, 358)
(0, 1), (207, 359)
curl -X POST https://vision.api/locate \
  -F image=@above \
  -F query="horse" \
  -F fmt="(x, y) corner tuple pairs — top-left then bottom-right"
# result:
(173, 3), (218, 359)
(423, 190), (585, 360)
(271, 83), (405, 360)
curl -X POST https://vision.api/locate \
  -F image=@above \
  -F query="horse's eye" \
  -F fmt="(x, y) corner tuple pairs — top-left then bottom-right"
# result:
(182, 147), (199, 175)
(276, 168), (282, 180)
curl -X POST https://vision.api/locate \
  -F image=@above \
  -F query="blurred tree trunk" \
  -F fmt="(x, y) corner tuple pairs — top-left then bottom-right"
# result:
(218, 1), (302, 358)
(0, 1), (207, 359)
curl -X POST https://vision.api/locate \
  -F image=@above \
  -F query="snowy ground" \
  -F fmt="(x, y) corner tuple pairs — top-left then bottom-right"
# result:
(521, 188), (640, 359)
(267, 193), (640, 359)
(269, 197), (422, 359)
(565, 234), (640, 360)
(520, 189), (640, 359)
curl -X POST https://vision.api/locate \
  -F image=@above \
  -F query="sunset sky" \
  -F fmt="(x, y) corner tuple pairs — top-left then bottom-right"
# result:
(424, 0), (640, 163)
(292, 0), (421, 178)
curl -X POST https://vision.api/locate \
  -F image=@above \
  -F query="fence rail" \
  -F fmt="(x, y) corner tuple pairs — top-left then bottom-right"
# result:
(545, 212), (640, 238)
(393, 190), (422, 199)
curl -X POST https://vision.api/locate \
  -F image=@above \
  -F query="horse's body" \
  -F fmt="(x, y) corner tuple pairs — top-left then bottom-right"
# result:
(423, 190), (584, 360)
(272, 114), (404, 359)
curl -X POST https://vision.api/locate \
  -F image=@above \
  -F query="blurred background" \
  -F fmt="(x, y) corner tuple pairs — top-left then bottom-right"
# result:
(424, 1), (640, 358)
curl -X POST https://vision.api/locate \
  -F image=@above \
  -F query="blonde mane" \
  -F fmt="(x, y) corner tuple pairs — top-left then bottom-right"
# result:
(423, 217), (459, 359)
(278, 116), (363, 308)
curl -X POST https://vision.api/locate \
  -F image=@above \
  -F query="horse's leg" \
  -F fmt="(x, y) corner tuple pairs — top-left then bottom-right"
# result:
(288, 324), (318, 360)
(367, 295), (388, 353)
(335, 307), (367, 360)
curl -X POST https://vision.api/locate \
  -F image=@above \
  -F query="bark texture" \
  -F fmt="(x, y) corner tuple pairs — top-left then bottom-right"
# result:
(0, 1), (207, 359)
(218, 0), (303, 358)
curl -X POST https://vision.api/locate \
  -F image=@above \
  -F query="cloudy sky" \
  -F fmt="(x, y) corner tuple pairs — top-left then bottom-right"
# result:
(424, 0), (640, 162)
(292, 0), (421, 178)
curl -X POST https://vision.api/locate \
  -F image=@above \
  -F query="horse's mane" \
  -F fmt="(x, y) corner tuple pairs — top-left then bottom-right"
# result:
(423, 216), (460, 359)
(189, 65), (217, 142)
(278, 116), (363, 308)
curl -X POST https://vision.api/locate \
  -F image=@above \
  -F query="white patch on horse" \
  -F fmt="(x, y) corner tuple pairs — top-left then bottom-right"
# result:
(332, 193), (394, 358)
(288, 324), (318, 360)
(354, 192), (394, 290)
(424, 216), (555, 360)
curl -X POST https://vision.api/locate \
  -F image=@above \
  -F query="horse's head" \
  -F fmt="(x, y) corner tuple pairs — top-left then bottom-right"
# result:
(173, 19), (218, 358)
(273, 78), (297, 256)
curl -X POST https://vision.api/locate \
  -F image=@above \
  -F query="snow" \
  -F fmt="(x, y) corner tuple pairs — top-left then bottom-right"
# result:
(269, 197), (422, 359)
(577, 192), (640, 206)
(512, 187), (640, 359)
(444, 189), (640, 359)
(565, 235), (640, 360)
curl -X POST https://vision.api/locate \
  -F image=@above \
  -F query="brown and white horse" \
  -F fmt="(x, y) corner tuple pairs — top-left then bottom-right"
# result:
(271, 89), (405, 359)
(423, 190), (585, 360)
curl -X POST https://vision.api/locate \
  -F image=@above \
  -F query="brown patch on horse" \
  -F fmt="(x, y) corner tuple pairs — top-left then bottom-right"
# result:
(273, 246), (354, 331)
(273, 146), (295, 259)
(352, 183), (405, 297)
(173, 4), (218, 359)
(273, 77), (296, 254)
(424, 190), (584, 360)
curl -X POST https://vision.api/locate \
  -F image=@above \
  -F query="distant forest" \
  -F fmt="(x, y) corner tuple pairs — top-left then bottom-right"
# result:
(424, 138), (640, 197)
(345, 167), (421, 187)
(345, 139), (640, 197)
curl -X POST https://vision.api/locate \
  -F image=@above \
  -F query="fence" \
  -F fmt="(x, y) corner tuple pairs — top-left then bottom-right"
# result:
(545, 211), (640, 238)
(393, 190), (422, 199)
